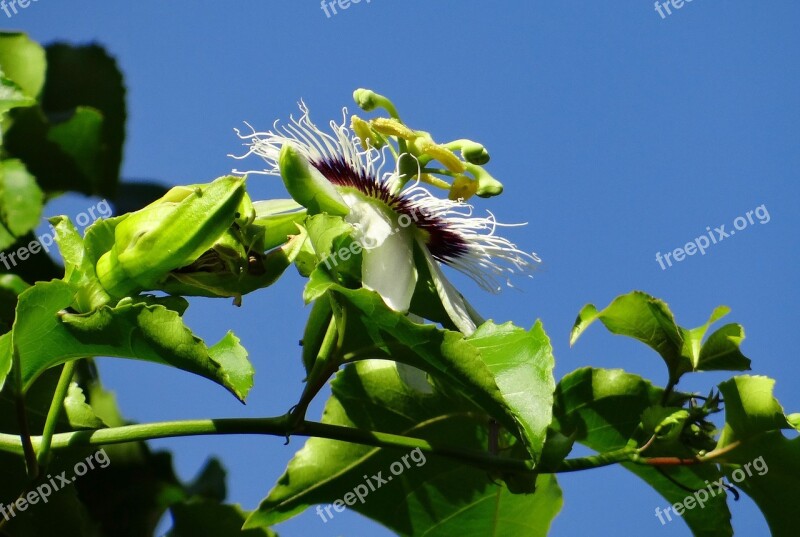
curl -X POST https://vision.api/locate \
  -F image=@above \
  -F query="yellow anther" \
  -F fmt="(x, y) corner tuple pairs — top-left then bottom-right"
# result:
(419, 173), (452, 191)
(414, 138), (466, 174)
(370, 117), (417, 140)
(449, 174), (479, 200)
(351, 115), (383, 149)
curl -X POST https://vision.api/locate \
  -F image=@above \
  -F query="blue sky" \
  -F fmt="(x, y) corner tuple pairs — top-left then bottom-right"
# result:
(12, 1), (799, 535)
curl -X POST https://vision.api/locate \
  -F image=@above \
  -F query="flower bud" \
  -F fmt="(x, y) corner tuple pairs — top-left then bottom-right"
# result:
(353, 88), (380, 111)
(96, 176), (247, 298)
(465, 164), (504, 198)
(460, 141), (490, 165)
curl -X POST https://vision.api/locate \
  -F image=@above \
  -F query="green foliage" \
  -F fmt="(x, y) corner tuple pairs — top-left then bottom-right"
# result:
(247, 360), (561, 536)
(0, 32), (794, 537)
(552, 368), (732, 537)
(571, 291), (751, 382)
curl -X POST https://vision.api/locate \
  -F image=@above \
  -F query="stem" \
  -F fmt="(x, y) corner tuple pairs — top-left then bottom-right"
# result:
(637, 441), (742, 466)
(661, 375), (679, 405)
(13, 344), (38, 478)
(0, 417), (530, 474)
(290, 315), (340, 425)
(0, 415), (745, 477)
(552, 447), (637, 473)
(36, 361), (76, 468)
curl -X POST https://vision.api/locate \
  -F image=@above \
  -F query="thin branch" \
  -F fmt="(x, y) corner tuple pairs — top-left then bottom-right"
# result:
(36, 361), (76, 468)
(13, 344), (38, 478)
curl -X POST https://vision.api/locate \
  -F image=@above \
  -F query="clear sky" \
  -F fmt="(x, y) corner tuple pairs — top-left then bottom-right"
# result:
(12, 1), (799, 535)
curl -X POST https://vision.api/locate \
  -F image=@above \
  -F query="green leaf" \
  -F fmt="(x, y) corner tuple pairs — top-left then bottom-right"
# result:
(570, 291), (750, 382)
(4, 106), (104, 196)
(467, 320), (556, 460)
(570, 292), (686, 375)
(300, 296), (333, 374)
(0, 280), (254, 400)
(305, 269), (548, 454)
(0, 272), (29, 334)
(247, 360), (562, 536)
(0, 229), (64, 285)
(715, 376), (799, 537)
(252, 198), (307, 251)
(299, 213), (361, 285)
(42, 42), (126, 197)
(0, 158), (44, 249)
(679, 305), (730, 361)
(696, 323), (751, 372)
(52, 215), (111, 312)
(553, 367), (732, 537)
(184, 458), (227, 503)
(169, 500), (277, 537)
(64, 381), (107, 429)
(0, 70), (35, 114)
(46, 106), (105, 191)
(0, 367), (108, 536)
(0, 32), (46, 99)
(3, 42), (127, 198)
(716, 376), (790, 444)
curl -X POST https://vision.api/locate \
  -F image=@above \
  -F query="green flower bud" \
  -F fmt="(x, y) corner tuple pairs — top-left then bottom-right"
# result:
(279, 145), (350, 217)
(460, 141), (490, 165)
(96, 176), (247, 298)
(465, 163), (504, 198)
(352, 88), (400, 118)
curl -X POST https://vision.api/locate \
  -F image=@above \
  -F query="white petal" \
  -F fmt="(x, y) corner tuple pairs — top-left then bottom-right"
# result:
(419, 240), (483, 335)
(345, 194), (418, 312)
(341, 192), (393, 249)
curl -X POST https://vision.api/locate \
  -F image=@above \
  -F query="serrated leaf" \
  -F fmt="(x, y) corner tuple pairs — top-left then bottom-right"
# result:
(716, 376), (799, 537)
(467, 320), (556, 460)
(247, 360), (562, 536)
(680, 305), (730, 361)
(696, 324), (751, 372)
(553, 367), (732, 537)
(0, 280), (253, 400)
(570, 291), (750, 383)
(305, 269), (547, 455)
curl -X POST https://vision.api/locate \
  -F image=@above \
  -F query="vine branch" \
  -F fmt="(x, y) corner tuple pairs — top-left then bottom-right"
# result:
(0, 416), (745, 477)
